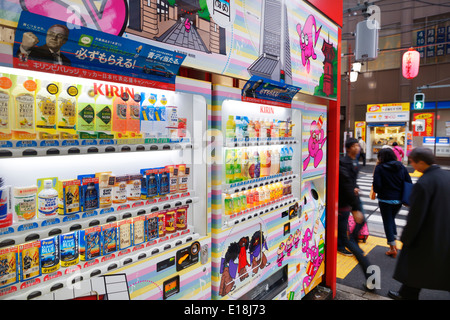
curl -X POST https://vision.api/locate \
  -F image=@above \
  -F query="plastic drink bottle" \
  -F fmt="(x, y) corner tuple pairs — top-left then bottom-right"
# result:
(224, 194), (233, 215)
(271, 149), (280, 175)
(225, 149), (235, 184)
(234, 149), (242, 182)
(235, 116), (242, 141)
(241, 149), (250, 180)
(254, 119), (260, 139)
(260, 149), (267, 177)
(254, 149), (260, 178)
(280, 147), (286, 173)
(226, 115), (236, 141)
(248, 118), (255, 139)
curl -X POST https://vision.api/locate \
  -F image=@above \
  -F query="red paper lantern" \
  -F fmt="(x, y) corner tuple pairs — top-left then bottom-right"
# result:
(402, 48), (420, 79)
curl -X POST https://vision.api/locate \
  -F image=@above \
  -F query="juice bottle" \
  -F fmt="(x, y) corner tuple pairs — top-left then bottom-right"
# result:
(226, 115), (236, 141)
(12, 75), (37, 140)
(241, 149), (250, 181)
(234, 149), (242, 182)
(77, 85), (97, 139)
(254, 118), (260, 139)
(224, 194), (233, 216)
(35, 79), (58, 139)
(225, 149), (235, 184)
(252, 188), (260, 207)
(57, 83), (78, 139)
(112, 92), (128, 139)
(248, 118), (255, 139)
(263, 186), (271, 204)
(95, 91), (113, 138)
(264, 119), (271, 139)
(238, 192), (246, 212)
(231, 193), (240, 215)
(126, 93), (141, 137)
(254, 149), (260, 178)
(245, 190), (253, 210)
(0, 73), (12, 140)
(271, 149), (280, 175)
(272, 119), (279, 140)
(266, 149), (272, 176)
(260, 118), (267, 140)
(260, 148), (267, 177)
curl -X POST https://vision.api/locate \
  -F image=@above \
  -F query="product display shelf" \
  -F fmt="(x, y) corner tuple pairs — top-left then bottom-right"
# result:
(0, 190), (198, 247)
(2, 231), (201, 301)
(0, 139), (193, 158)
(223, 194), (298, 228)
(225, 137), (297, 148)
(223, 172), (297, 194)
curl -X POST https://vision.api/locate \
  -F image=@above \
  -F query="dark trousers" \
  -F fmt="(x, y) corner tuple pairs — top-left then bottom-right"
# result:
(358, 152), (366, 166)
(338, 210), (371, 278)
(379, 201), (402, 245)
(399, 284), (421, 300)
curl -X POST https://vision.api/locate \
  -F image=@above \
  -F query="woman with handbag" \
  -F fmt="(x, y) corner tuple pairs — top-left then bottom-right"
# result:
(372, 148), (412, 258)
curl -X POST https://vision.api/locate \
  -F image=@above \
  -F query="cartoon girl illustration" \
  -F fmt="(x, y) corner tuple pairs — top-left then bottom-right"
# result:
(303, 118), (327, 171)
(285, 234), (294, 257)
(296, 15), (322, 73)
(249, 231), (269, 276)
(293, 229), (301, 249)
(237, 237), (250, 281)
(277, 242), (285, 267)
(219, 242), (239, 296)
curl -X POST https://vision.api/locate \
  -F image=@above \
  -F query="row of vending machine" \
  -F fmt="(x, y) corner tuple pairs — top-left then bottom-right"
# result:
(0, 67), (328, 300)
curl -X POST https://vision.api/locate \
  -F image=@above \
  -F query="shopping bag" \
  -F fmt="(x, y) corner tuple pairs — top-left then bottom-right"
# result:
(402, 181), (413, 206)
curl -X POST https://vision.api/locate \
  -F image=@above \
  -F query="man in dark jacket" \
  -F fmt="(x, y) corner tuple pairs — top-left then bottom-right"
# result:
(338, 138), (372, 290)
(389, 147), (450, 299)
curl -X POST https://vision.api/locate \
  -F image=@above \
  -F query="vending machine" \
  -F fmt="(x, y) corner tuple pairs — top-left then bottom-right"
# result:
(0, 67), (211, 300)
(211, 83), (328, 300)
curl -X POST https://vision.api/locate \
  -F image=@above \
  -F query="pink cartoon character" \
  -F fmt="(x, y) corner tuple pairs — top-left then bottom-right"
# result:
(293, 229), (301, 249)
(277, 242), (285, 267)
(285, 235), (294, 257)
(303, 118), (326, 171)
(296, 15), (322, 73)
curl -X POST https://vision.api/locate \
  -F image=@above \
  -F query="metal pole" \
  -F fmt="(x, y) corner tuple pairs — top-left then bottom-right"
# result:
(346, 43), (352, 138)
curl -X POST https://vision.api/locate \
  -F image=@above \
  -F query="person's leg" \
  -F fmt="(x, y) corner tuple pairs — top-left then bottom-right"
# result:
(337, 211), (352, 255)
(389, 284), (421, 300)
(339, 211), (370, 275)
(378, 202), (397, 246)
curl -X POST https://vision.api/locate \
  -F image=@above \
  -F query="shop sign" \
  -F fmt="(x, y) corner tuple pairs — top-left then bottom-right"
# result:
(366, 111), (409, 122)
(367, 102), (410, 113)
(354, 121), (366, 140)
(413, 112), (434, 137)
(13, 11), (186, 90)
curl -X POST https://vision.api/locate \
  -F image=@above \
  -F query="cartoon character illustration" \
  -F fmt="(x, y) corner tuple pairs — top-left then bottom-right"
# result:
(277, 242), (285, 267)
(293, 229), (301, 248)
(184, 18), (191, 33)
(285, 234), (294, 257)
(303, 118), (327, 171)
(237, 237), (250, 281)
(296, 15), (322, 73)
(248, 231), (269, 275)
(219, 242), (239, 296)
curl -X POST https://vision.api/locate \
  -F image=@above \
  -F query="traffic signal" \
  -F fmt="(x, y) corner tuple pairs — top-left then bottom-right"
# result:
(414, 92), (425, 109)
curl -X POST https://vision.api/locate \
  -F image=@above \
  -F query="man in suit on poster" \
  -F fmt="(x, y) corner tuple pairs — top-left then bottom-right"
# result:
(17, 24), (71, 66)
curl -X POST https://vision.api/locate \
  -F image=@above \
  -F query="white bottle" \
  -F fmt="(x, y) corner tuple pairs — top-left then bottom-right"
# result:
(38, 180), (58, 218)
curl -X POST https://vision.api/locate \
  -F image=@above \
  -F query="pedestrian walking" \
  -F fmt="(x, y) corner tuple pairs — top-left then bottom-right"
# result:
(358, 136), (366, 166)
(391, 142), (404, 162)
(372, 148), (412, 258)
(338, 138), (372, 290)
(388, 147), (450, 300)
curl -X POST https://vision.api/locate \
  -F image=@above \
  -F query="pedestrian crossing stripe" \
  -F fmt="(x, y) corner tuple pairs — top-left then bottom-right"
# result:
(337, 235), (403, 279)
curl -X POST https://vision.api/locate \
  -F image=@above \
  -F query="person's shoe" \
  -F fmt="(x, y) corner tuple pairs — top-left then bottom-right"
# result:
(388, 290), (406, 300)
(385, 248), (398, 258)
(338, 248), (353, 256)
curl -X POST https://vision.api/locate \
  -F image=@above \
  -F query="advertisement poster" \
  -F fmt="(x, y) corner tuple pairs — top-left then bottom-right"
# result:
(413, 112), (434, 137)
(1, 0), (339, 99)
(12, 11), (186, 89)
(354, 121), (366, 141)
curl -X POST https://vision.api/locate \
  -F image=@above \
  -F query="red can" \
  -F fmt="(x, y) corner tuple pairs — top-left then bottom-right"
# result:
(165, 210), (176, 233)
(176, 206), (187, 230)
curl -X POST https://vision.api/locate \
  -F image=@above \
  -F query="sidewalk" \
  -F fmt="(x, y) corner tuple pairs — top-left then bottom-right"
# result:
(335, 283), (391, 300)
